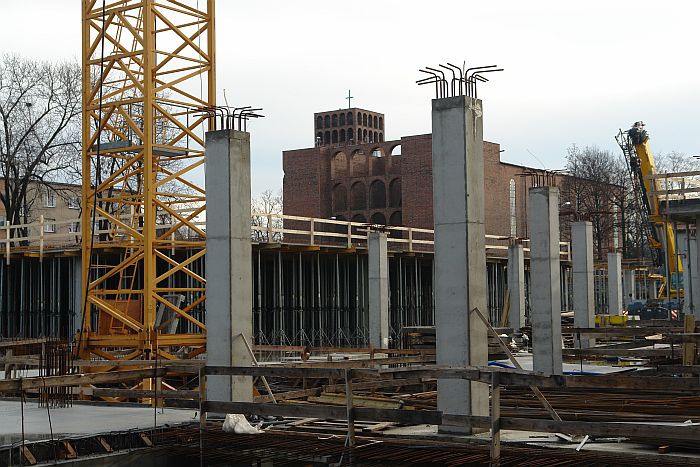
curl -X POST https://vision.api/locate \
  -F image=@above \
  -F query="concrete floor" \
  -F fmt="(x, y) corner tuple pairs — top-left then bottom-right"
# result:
(0, 400), (197, 445)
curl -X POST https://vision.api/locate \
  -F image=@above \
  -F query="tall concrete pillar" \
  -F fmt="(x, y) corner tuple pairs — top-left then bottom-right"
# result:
(623, 269), (636, 306)
(571, 222), (595, 347)
(681, 227), (698, 317)
(647, 280), (658, 301)
(368, 231), (389, 349)
(507, 241), (526, 330)
(527, 186), (562, 375)
(685, 216), (700, 322)
(607, 252), (623, 315)
(432, 95), (488, 433)
(205, 129), (253, 403)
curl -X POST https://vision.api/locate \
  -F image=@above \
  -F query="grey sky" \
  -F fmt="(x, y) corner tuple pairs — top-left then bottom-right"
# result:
(1, 1), (698, 196)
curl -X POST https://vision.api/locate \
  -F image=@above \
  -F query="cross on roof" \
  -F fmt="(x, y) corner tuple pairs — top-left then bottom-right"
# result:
(345, 89), (353, 109)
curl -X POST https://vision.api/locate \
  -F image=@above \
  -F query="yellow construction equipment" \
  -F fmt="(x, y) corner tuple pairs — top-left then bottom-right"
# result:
(617, 122), (683, 300)
(78, 0), (215, 380)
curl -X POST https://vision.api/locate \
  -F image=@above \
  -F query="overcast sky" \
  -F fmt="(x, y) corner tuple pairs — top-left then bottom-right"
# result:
(1, 1), (698, 196)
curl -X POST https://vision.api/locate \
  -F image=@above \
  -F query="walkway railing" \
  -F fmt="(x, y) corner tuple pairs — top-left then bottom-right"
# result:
(0, 211), (571, 261)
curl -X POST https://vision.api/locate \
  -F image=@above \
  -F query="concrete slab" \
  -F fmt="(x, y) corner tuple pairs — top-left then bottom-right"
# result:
(0, 400), (196, 445)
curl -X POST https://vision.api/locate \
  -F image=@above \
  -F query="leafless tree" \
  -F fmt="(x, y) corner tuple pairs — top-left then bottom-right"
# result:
(0, 54), (81, 240)
(251, 189), (283, 242)
(561, 145), (637, 260)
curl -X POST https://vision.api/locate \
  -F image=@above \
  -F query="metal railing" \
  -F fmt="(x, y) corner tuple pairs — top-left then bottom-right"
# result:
(0, 211), (571, 261)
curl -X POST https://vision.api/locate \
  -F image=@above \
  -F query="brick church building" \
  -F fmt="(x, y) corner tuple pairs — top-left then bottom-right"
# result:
(282, 106), (569, 241)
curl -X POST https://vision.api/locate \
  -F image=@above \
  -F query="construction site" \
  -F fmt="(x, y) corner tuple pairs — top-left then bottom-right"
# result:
(0, 1), (699, 465)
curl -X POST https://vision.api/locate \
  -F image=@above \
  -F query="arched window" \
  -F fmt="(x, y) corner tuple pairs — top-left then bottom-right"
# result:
(369, 180), (386, 208)
(347, 112), (353, 125)
(370, 212), (386, 225)
(389, 178), (402, 207)
(339, 113), (345, 126)
(351, 182), (366, 210)
(316, 116), (323, 129)
(363, 129), (367, 142)
(389, 211), (402, 226)
(357, 128), (362, 142)
(324, 131), (330, 144)
(324, 115), (330, 128)
(368, 132), (373, 143)
(332, 114), (338, 127)
(362, 113), (367, 126)
(509, 178), (516, 237)
(391, 144), (401, 156)
(379, 132), (384, 142)
(374, 131), (378, 143)
(316, 132), (323, 145)
(350, 151), (368, 176)
(332, 130), (338, 143)
(357, 112), (361, 124)
(332, 184), (348, 212)
(339, 129), (346, 142)
(378, 117), (383, 130)
(331, 152), (348, 179)
(368, 115), (373, 128)
(373, 116), (378, 128)
(352, 214), (366, 223)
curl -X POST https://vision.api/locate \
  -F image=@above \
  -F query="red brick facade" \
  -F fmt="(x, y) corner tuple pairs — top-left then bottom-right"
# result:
(283, 132), (560, 239)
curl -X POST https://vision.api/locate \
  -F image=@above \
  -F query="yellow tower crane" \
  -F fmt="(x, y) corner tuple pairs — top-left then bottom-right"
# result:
(79, 0), (215, 378)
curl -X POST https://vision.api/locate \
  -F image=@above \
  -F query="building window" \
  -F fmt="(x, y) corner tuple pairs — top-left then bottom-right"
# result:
(44, 190), (56, 208)
(509, 178), (516, 237)
(332, 114), (338, 127)
(69, 221), (80, 233)
(44, 218), (56, 233)
(324, 115), (330, 128)
(68, 195), (80, 209)
(339, 113), (345, 126)
(347, 112), (353, 125)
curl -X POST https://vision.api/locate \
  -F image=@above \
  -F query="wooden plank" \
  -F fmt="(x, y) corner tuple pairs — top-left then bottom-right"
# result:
(21, 445), (37, 465)
(83, 387), (198, 400)
(490, 372), (501, 465)
(345, 369), (355, 448)
(563, 326), (685, 336)
(256, 387), (321, 403)
(683, 316), (696, 370)
(0, 368), (167, 392)
(562, 348), (672, 357)
(201, 400), (442, 425)
(286, 417), (321, 427)
(204, 366), (347, 379)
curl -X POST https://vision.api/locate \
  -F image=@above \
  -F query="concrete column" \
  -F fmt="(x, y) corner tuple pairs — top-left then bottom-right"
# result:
(694, 216), (700, 321)
(432, 95), (488, 433)
(527, 186), (562, 375)
(507, 242), (526, 330)
(607, 252), (623, 315)
(645, 278), (657, 300)
(368, 231), (389, 349)
(571, 222), (595, 348)
(681, 227), (698, 316)
(205, 129), (253, 403)
(623, 269), (636, 307)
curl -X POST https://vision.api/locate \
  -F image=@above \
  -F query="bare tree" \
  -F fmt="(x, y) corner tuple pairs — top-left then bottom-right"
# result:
(0, 54), (81, 239)
(654, 151), (700, 193)
(561, 145), (633, 260)
(251, 189), (283, 242)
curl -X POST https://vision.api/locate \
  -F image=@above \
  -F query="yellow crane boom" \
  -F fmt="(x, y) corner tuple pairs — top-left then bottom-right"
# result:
(618, 122), (682, 299)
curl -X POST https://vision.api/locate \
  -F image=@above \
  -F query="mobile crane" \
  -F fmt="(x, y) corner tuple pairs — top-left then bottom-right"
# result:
(616, 122), (683, 300)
